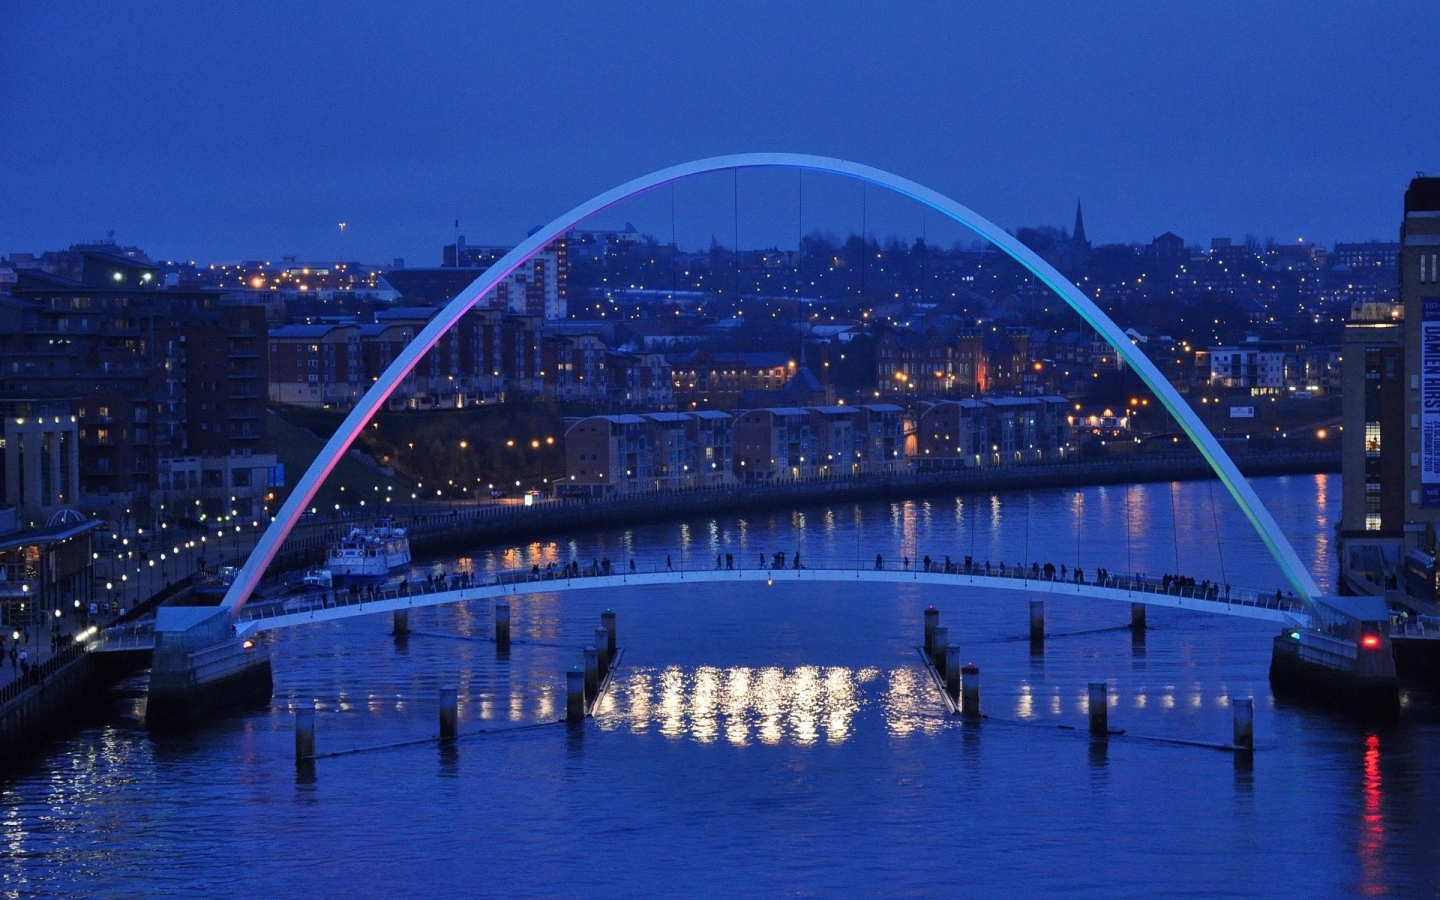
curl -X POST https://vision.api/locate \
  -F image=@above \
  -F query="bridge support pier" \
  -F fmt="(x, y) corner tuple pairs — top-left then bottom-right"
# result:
(945, 646), (960, 704)
(393, 609), (409, 638)
(932, 626), (949, 679)
(439, 686), (458, 740)
(147, 608), (272, 731)
(1232, 697), (1253, 752)
(961, 664), (980, 720)
(1029, 600), (1044, 649)
(566, 667), (585, 724)
(1131, 603), (1146, 635)
(1089, 682), (1109, 737)
(583, 646), (599, 706)
(295, 700), (315, 762)
(495, 602), (510, 655)
(924, 607), (939, 656)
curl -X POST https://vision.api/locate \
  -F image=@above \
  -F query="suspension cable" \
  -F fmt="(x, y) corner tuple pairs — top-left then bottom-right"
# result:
(1024, 493), (1030, 568)
(796, 170), (803, 302)
(733, 169), (740, 302)
(1168, 481), (1181, 576)
(1125, 484), (1133, 578)
(1209, 480), (1228, 588)
(670, 182), (677, 304)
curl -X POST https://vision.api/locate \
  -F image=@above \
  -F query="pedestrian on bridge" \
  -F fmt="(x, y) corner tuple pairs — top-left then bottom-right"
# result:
(726, 553), (734, 570)
(875, 554), (883, 570)
(630, 559), (636, 573)
(793, 552), (801, 570)
(668, 555), (674, 571)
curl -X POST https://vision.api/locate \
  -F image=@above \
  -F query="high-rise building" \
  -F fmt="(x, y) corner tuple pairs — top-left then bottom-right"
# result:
(1339, 303), (1404, 547)
(438, 235), (568, 320)
(1403, 178), (1440, 557)
(1340, 177), (1440, 597)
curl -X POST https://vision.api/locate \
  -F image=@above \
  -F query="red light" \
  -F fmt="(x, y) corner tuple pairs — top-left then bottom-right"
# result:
(1361, 635), (1381, 649)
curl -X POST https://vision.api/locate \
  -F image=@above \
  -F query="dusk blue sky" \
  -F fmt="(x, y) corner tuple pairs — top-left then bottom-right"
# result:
(4, 2), (1437, 265)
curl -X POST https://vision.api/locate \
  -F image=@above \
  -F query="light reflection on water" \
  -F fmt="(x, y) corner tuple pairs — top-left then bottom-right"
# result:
(448, 475), (1338, 599)
(7, 475), (1438, 898)
(600, 665), (901, 745)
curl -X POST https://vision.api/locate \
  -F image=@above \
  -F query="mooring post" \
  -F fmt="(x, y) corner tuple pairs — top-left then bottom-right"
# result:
(932, 625), (949, 677)
(566, 667), (585, 724)
(595, 627), (611, 682)
(295, 700), (315, 762)
(945, 645), (961, 704)
(1089, 682), (1109, 736)
(601, 609), (617, 656)
(924, 606), (939, 656)
(583, 646), (599, 705)
(1233, 696), (1254, 751)
(1029, 599), (1044, 648)
(1131, 602), (1146, 634)
(439, 686), (458, 740)
(961, 664), (980, 719)
(393, 608), (409, 637)
(495, 601), (511, 654)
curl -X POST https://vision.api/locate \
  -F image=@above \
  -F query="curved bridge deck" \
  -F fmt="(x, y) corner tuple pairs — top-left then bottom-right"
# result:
(232, 566), (1307, 637)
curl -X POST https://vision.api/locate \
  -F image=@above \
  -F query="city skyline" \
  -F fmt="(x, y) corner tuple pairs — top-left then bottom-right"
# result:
(4, 2), (1437, 263)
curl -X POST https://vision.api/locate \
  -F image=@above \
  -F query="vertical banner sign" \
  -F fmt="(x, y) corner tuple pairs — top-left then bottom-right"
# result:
(1423, 298), (1440, 506)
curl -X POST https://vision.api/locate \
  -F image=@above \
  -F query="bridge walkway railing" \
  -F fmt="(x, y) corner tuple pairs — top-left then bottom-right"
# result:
(235, 560), (1304, 629)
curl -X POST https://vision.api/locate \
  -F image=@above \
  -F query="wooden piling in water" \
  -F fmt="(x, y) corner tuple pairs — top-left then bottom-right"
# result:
(601, 609), (616, 656)
(583, 646), (599, 705)
(932, 626), (949, 678)
(1089, 682), (1108, 736)
(566, 668), (585, 724)
(295, 700), (315, 762)
(495, 602), (510, 654)
(945, 645), (961, 703)
(1233, 696), (1254, 751)
(961, 664), (980, 719)
(439, 686), (458, 740)
(595, 627), (611, 683)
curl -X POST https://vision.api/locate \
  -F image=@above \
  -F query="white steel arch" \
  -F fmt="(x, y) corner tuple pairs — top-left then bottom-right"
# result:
(221, 154), (1322, 615)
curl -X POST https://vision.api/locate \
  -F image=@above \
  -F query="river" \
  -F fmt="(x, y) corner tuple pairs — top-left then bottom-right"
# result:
(4, 473), (1440, 897)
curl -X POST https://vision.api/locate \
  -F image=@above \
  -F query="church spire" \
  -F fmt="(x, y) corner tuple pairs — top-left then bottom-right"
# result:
(1073, 200), (1088, 248)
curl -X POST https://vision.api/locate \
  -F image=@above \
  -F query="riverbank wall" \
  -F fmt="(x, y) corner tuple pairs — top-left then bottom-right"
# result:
(401, 448), (1338, 558)
(0, 645), (156, 776)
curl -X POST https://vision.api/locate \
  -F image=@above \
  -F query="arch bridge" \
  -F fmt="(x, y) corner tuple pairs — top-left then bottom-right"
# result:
(216, 153), (1330, 625)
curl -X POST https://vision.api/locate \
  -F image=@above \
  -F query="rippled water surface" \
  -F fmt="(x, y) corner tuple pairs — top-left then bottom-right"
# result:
(5, 474), (1440, 898)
